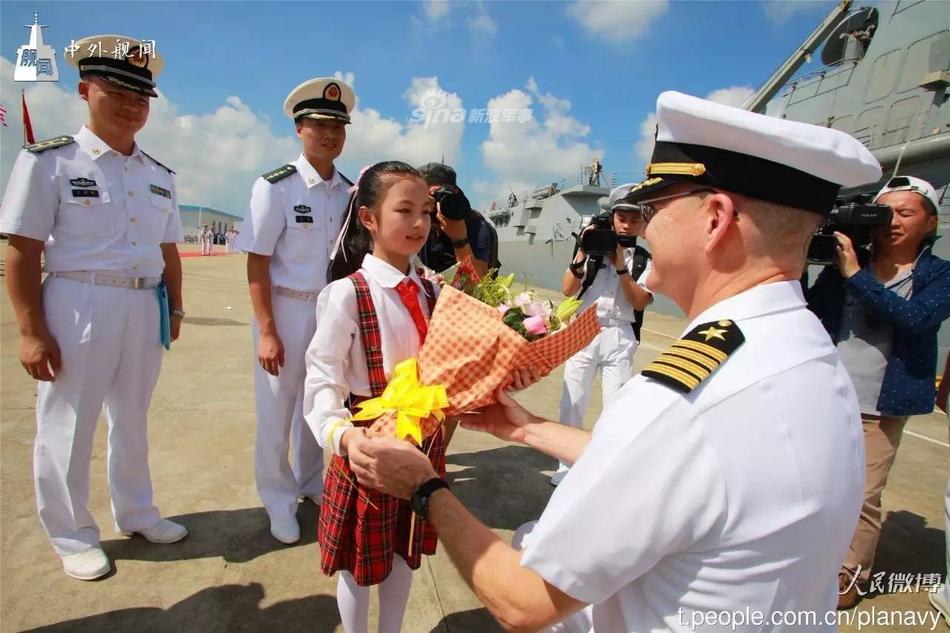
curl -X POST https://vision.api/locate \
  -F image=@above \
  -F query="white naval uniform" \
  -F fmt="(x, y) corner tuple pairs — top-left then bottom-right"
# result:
(303, 254), (437, 456)
(236, 154), (349, 521)
(522, 281), (865, 633)
(558, 251), (652, 438)
(0, 126), (183, 556)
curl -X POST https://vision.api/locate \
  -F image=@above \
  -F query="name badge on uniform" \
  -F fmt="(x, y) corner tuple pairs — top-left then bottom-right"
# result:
(295, 216), (314, 224)
(294, 204), (312, 214)
(71, 189), (100, 198)
(69, 177), (97, 188)
(150, 184), (172, 199)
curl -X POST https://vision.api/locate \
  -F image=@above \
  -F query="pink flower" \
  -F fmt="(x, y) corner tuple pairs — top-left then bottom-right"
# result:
(497, 303), (510, 314)
(523, 315), (548, 336)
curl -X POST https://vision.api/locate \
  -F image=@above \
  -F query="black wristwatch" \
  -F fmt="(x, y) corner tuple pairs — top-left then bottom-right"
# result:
(615, 267), (629, 276)
(569, 261), (585, 278)
(411, 477), (450, 518)
(451, 237), (470, 249)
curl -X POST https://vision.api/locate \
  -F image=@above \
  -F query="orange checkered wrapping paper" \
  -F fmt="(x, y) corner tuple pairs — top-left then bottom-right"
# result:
(370, 285), (600, 437)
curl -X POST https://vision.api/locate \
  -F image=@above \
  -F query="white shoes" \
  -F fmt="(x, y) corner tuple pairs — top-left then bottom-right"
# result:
(930, 586), (950, 627)
(270, 515), (300, 544)
(62, 546), (111, 581)
(550, 464), (570, 486)
(121, 518), (188, 544)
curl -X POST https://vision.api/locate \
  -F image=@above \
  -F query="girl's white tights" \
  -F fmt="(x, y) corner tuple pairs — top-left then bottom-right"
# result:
(337, 555), (414, 633)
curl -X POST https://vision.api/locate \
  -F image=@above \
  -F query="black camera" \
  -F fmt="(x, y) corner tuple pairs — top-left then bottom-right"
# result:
(806, 197), (892, 265)
(431, 186), (471, 221)
(579, 212), (638, 259)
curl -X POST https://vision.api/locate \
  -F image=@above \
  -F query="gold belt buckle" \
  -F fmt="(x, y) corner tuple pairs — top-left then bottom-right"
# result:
(131, 277), (145, 290)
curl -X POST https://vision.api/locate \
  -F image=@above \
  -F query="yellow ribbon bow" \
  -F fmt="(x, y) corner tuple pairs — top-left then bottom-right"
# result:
(351, 358), (448, 445)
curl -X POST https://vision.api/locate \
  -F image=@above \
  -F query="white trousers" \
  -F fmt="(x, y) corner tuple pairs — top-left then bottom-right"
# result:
(35, 276), (164, 556)
(252, 292), (324, 520)
(558, 324), (637, 429)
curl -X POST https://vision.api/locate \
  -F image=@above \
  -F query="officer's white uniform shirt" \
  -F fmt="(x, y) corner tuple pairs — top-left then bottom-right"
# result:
(237, 154), (348, 293)
(304, 254), (438, 455)
(0, 126), (183, 276)
(522, 281), (865, 632)
(578, 249), (652, 324)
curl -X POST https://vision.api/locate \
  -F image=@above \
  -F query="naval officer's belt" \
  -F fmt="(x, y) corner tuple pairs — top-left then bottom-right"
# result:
(273, 286), (319, 303)
(50, 271), (161, 290)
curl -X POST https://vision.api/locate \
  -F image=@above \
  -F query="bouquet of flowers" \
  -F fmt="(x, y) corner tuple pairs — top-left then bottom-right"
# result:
(355, 261), (599, 443)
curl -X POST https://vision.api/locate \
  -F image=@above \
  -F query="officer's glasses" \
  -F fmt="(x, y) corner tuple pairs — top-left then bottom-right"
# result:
(635, 188), (716, 223)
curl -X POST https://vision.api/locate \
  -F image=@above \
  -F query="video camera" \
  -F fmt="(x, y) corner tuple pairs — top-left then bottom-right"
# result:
(431, 186), (472, 221)
(806, 195), (892, 265)
(579, 211), (638, 260)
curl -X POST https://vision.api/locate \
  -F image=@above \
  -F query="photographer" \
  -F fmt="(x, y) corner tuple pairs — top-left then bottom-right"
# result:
(552, 190), (654, 485)
(805, 175), (950, 609)
(417, 162), (497, 277)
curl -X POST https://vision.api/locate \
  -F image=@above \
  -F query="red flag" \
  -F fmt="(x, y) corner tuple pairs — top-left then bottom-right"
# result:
(22, 91), (35, 145)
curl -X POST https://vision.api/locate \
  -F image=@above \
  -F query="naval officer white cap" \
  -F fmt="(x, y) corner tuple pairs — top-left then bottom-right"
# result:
(66, 34), (163, 98)
(618, 91), (882, 215)
(283, 77), (355, 124)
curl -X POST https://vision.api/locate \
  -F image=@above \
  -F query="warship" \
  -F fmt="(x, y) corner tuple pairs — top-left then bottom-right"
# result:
(487, 0), (950, 297)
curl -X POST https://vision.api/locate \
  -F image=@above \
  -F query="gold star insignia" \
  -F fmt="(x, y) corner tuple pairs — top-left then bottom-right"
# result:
(698, 326), (727, 342)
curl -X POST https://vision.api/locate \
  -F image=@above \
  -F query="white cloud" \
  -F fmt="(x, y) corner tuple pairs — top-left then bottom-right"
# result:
(761, 0), (829, 26)
(566, 0), (669, 43)
(470, 12), (498, 37)
(474, 78), (600, 210)
(0, 58), (464, 219)
(424, 0), (450, 23)
(633, 85), (755, 163)
(345, 76), (465, 170)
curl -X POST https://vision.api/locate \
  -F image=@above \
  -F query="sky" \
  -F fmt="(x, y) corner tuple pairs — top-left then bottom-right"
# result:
(0, 0), (849, 218)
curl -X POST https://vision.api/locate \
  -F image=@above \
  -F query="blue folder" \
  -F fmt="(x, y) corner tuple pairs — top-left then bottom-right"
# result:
(157, 281), (171, 350)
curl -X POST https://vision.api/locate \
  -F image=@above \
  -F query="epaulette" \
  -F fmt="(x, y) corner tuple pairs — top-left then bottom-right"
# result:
(339, 172), (353, 187)
(24, 135), (75, 154)
(141, 150), (175, 174)
(642, 319), (745, 394)
(262, 164), (297, 184)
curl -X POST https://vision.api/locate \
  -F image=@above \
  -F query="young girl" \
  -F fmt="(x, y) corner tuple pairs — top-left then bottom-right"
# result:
(304, 161), (442, 633)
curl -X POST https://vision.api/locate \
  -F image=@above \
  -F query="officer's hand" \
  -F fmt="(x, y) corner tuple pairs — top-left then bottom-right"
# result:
(170, 314), (183, 342)
(349, 435), (436, 500)
(833, 231), (860, 279)
(460, 387), (539, 444)
(21, 332), (62, 382)
(503, 366), (543, 391)
(257, 332), (285, 376)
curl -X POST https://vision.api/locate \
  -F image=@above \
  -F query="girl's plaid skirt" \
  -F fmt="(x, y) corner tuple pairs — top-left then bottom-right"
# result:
(318, 426), (447, 586)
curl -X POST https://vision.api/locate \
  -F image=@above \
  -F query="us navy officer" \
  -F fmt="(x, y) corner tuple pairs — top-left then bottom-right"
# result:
(347, 91), (882, 632)
(1, 35), (187, 580)
(236, 78), (354, 544)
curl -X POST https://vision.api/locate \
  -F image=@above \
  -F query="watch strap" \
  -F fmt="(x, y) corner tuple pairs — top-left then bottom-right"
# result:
(451, 237), (470, 249)
(412, 477), (449, 518)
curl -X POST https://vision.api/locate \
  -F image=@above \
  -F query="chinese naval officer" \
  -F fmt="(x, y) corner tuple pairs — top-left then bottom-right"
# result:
(1, 35), (187, 580)
(236, 78), (354, 544)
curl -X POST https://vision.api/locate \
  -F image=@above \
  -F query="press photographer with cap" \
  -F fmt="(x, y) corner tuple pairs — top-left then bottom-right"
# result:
(236, 77), (354, 544)
(552, 192), (653, 486)
(1, 35), (187, 580)
(416, 162), (497, 278)
(805, 175), (950, 609)
(345, 91), (882, 632)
